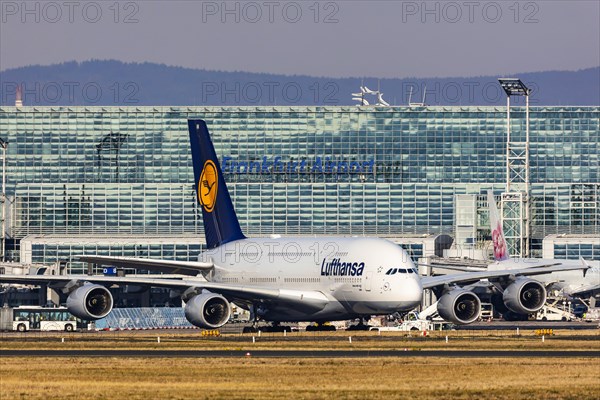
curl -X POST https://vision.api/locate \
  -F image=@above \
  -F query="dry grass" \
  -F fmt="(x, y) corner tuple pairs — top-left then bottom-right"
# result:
(1, 331), (599, 399)
(1, 356), (599, 400)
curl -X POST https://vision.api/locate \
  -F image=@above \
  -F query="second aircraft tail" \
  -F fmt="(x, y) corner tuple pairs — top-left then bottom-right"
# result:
(487, 190), (509, 261)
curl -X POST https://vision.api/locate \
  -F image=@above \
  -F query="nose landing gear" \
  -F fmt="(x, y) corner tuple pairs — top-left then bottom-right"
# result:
(306, 322), (336, 332)
(346, 317), (372, 331)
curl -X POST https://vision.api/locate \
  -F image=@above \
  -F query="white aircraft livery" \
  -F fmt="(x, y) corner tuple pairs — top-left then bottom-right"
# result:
(484, 191), (599, 299)
(427, 191), (599, 312)
(0, 120), (591, 330)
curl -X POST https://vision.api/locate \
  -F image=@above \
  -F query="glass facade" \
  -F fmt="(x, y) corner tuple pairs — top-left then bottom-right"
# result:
(30, 242), (203, 266)
(553, 244), (600, 261)
(0, 106), (598, 263)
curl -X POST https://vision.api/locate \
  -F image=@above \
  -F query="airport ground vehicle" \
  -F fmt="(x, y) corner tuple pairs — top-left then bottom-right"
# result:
(370, 311), (433, 332)
(536, 305), (573, 322)
(582, 307), (600, 322)
(369, 320), (433, 332)
(1, 306), (83, 332)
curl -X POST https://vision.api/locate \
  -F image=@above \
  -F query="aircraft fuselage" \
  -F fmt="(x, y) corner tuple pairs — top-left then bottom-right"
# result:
(201, 237), (423, 321)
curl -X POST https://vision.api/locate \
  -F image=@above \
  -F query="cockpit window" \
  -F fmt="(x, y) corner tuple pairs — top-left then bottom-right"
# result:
(385, 268), (416, 275)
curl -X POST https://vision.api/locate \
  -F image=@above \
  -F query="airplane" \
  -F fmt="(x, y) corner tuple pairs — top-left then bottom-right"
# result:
(424, 191), (599, 315)
(0, 120), (591, 331)
(486, 190), (599, 298)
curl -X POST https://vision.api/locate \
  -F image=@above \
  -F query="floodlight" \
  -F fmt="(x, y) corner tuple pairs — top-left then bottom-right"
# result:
(498, 78), (530, 97)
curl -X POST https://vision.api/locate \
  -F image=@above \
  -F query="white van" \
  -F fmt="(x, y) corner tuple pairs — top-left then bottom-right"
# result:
(536, 306), (572, 322)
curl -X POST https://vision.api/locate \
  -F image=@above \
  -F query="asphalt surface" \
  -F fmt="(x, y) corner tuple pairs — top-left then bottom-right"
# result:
(2, 349), (599, 358)
(221, 321), (598, 333)
(456, 321), (598, 331)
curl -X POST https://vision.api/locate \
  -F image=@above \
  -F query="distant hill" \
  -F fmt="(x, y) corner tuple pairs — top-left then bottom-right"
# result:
(1, 60), (598, 106)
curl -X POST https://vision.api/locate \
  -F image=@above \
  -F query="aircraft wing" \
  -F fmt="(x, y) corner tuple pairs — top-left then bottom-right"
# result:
(78, 256), (213, 276)
(568, 258), (600, 297)
(418, 264), (486, 273)
(0, 274), (329, 313)
(421, 263), (591, 290)
(421, 261), (576, 275)
(568, 284), (600, 298)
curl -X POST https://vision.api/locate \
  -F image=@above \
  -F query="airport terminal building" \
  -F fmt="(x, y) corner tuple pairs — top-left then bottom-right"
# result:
(0, 106), (598, 278)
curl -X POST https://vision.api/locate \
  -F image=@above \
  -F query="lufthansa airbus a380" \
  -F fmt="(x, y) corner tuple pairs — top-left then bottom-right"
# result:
(0, 120), (590, 331)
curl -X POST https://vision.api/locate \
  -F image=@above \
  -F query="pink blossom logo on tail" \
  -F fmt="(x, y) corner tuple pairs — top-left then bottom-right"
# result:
(492, 222), (508, 261)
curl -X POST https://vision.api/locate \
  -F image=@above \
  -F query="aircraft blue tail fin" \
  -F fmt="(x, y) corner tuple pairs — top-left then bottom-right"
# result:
(188, 120), (246, 249)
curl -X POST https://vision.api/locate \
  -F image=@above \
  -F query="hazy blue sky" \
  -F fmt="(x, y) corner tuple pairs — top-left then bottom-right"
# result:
(1, 1), (598, 77)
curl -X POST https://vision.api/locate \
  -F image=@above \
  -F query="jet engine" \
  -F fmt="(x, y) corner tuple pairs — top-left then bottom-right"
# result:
(66, 284), (114, 320)
(502, 278), (546, 314)
(437, 289), (481, 324)
(184, 293), (231, 329)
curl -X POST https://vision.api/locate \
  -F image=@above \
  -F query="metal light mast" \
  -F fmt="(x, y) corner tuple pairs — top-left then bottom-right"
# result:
(0, 138), (8, 262)
(498, 78), (531, 258)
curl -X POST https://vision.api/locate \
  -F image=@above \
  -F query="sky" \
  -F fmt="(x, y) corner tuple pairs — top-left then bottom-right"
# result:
(0, 0), (599, 78)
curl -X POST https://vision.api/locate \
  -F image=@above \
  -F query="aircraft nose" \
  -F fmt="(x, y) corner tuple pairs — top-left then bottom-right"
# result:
(400, 276), (423, 307)
(410, 276), (424, 302)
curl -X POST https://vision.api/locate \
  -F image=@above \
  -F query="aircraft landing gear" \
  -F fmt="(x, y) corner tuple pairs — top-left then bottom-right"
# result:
(346, 317), (372, 331)
(259, 322), (292, 333)
(242, 306), (261, 333)
(306, 322), (336, 332)
(242, 326), (258, 333)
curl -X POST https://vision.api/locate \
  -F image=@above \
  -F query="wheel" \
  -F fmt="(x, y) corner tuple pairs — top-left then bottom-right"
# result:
(561, 317), (567, 322)
(65, 324), (74, 332)
(16, 323), (26, 332)
(541, 317), (547, 321)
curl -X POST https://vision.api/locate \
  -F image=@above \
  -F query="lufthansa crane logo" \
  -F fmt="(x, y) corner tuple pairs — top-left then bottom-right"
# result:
(198, 160), (218, 213)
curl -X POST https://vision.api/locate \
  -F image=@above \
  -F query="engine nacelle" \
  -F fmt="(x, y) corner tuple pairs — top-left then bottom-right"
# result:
(437, 289), (481, 324)
(66, 284), (113, 320)
(184, 293), (231, 329)
(503, 278), (546, 314)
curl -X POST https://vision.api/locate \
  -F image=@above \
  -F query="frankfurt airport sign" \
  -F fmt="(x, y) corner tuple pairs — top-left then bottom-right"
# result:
(222, 156), (375, 175)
